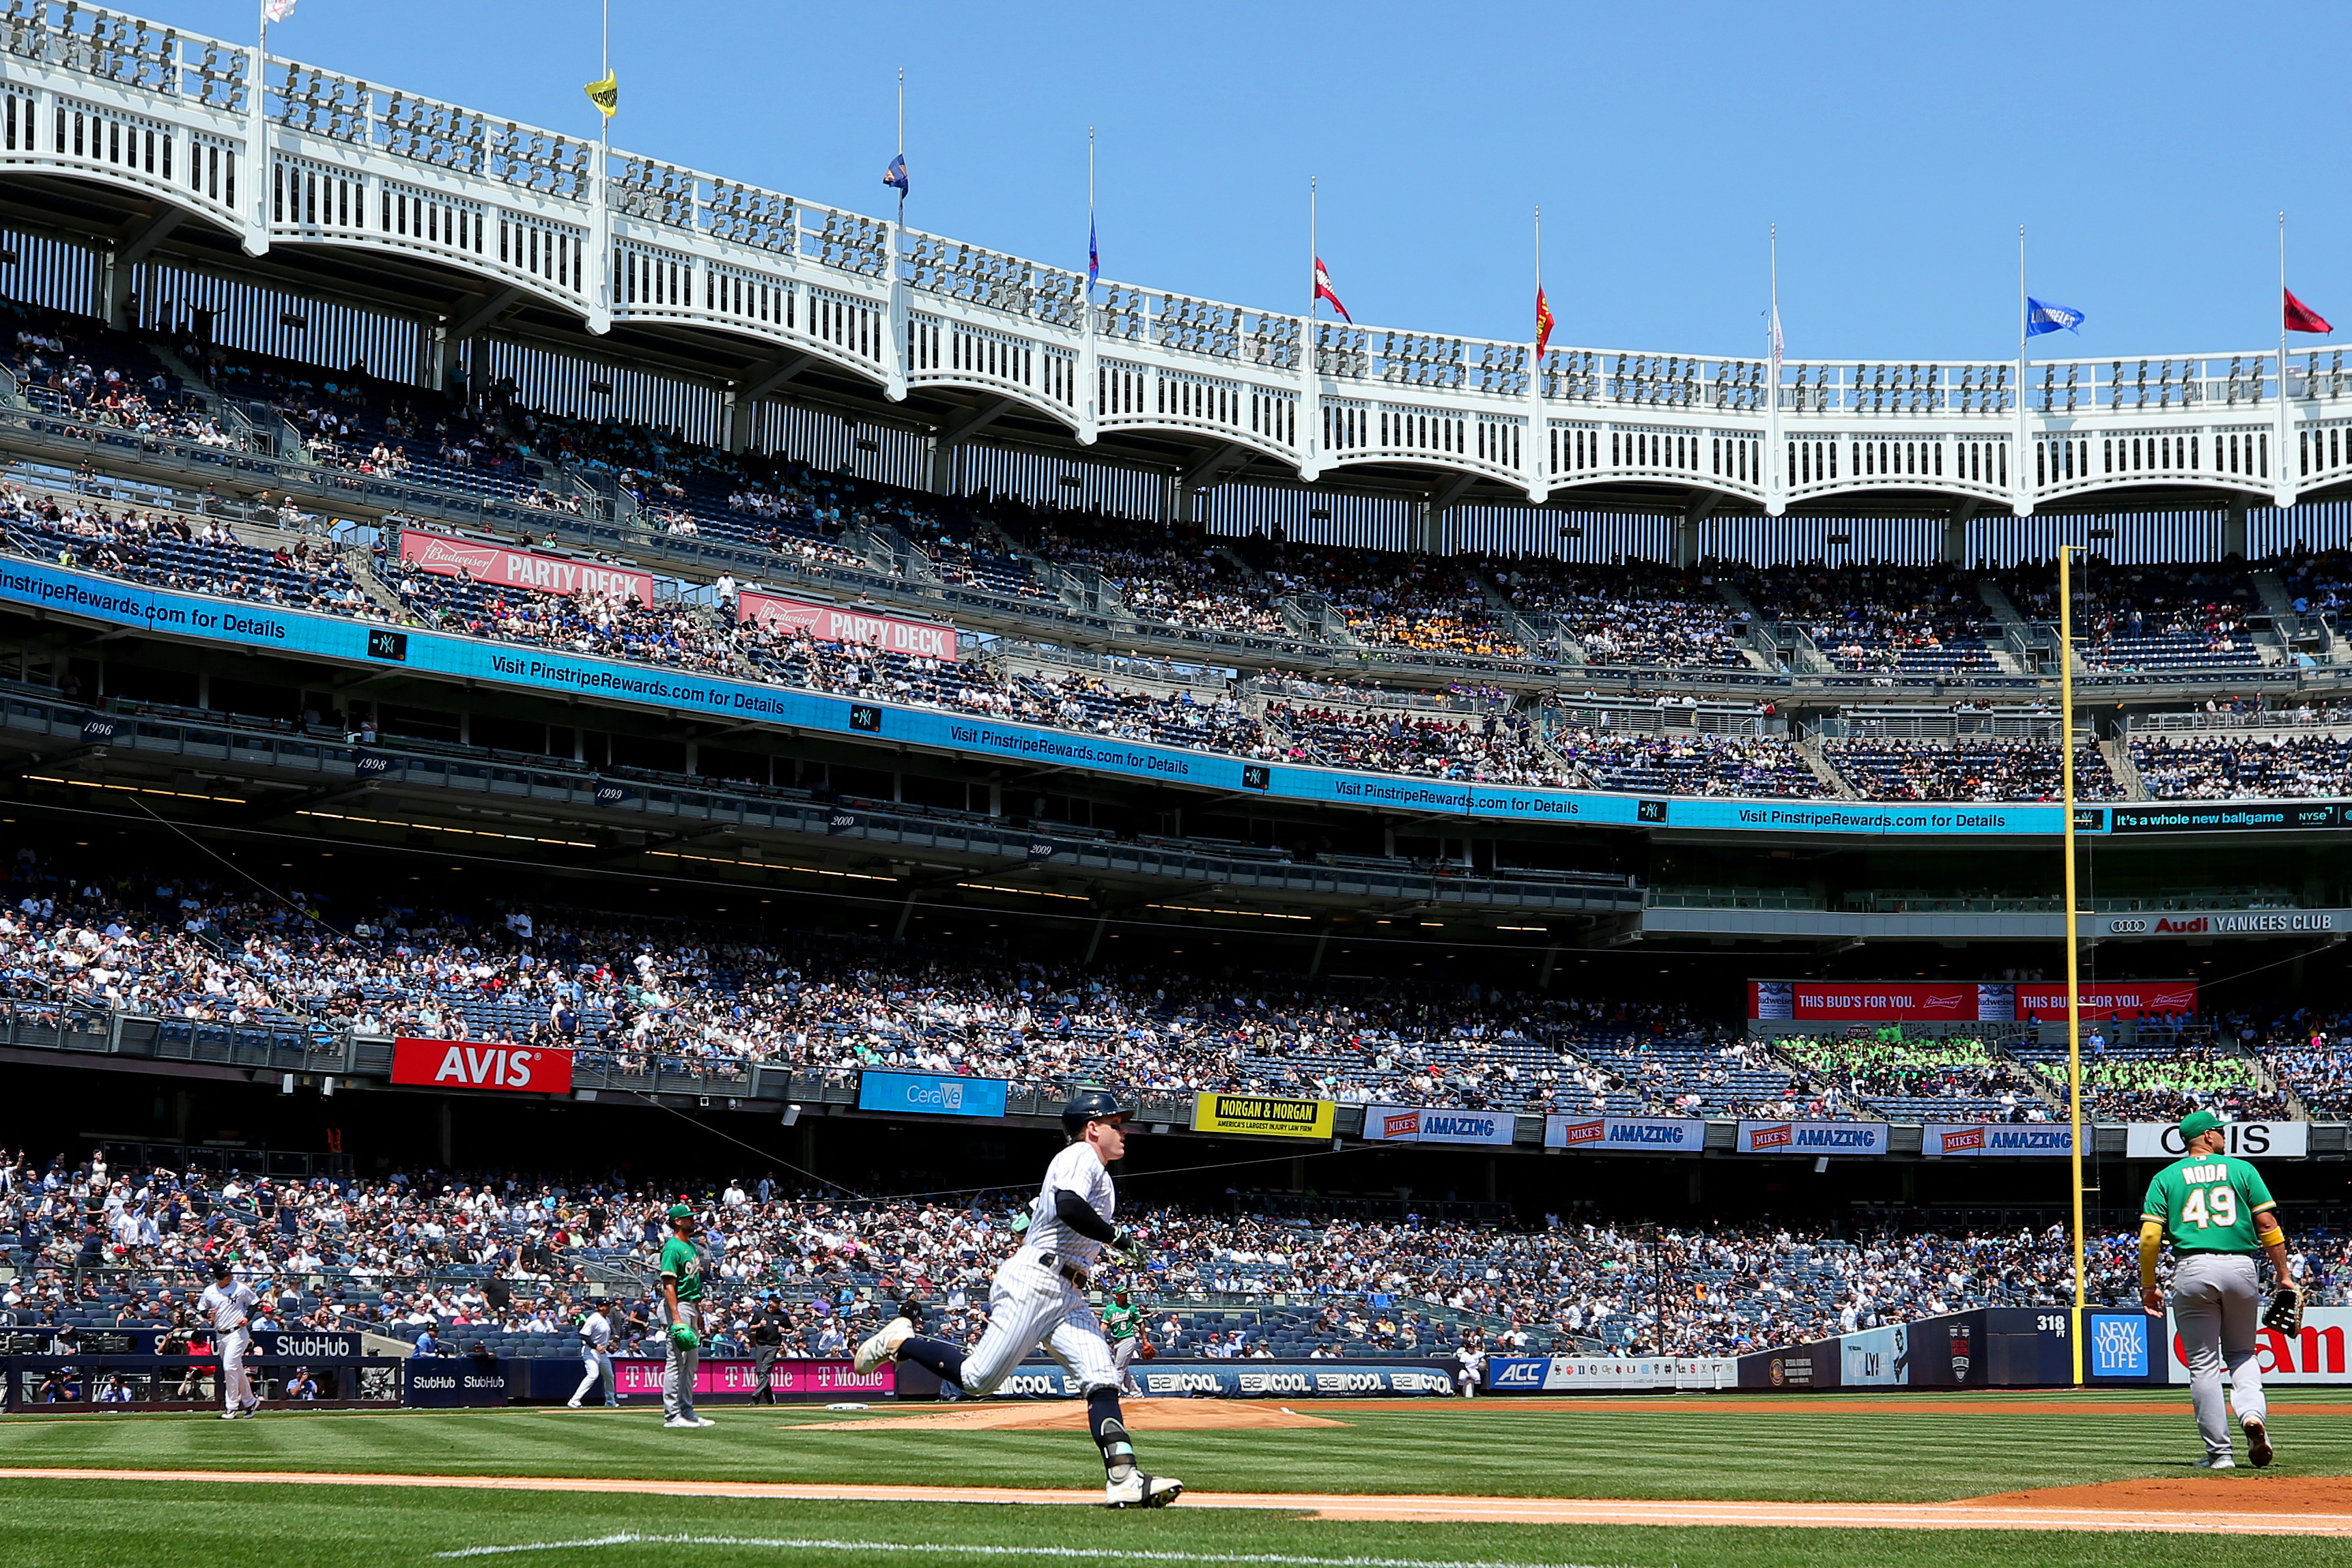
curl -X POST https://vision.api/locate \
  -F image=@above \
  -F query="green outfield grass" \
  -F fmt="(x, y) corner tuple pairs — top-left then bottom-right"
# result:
(0, 1483), (2340, 1568)
(2, 1394), (2348, 1568)
(0, 1391), (2344, 1502)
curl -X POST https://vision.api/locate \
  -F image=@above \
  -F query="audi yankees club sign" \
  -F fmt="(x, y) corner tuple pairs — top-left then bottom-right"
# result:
(390, 1037), (575, 1094)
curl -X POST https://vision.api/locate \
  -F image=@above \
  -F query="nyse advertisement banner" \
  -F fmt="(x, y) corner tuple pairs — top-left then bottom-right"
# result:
(1736, 1121), (1890, 1156)
(1366, 1104), (1517, 1145)
(737, 589), (958, 661)
(2166, 1307), (2352, 1384)
(2125, 1120), (2309, 1159)
(1486, 1356), (1735, 1393)
(399, 528), (654, 607)
(855, 1070), (1009, 1120)
(1192, 1094), (1335, 1141)
(1923, 1123), (2076, 1158)
(1749, 980), (2197, 1022)
(1544, 1115), (1708, 1152)
(18, 553), (2352, 842)
(390, 1037), (574, 1095)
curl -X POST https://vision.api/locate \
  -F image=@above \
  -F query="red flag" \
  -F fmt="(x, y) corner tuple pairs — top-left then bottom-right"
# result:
(1312, 256), (1351, 324)
(2286, 288), (2334, 334)
(1535, 287), (1555, 358)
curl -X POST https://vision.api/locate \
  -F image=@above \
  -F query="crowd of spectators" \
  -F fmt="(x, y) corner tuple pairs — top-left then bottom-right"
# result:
(2130, 732), (2352, 799)
(1484, 558), (1754, 668)
(1547, 726), (1828, 797)
(1264, 704), (1571, 785)
(1771, 1031), (2054, 1119)
(1822, 739), (2122, 801)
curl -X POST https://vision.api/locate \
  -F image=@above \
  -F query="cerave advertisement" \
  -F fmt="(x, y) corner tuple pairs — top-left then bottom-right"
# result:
(1365, 1104), (1517, 1145)
(1485, 1356), (1735, 1392)
(2164, 1308), (2352, 1384)
(399, 528), (654, 606)
(2125, 1120), (2310, 1159)
(855, 1070), (1009, 1119)
(1191, 1094), (1335, 1140)
(1748, 980), (2197, 1022)
(390, 1037), (574, 1094)
(1923, 1123), (2076, 1157)
(1735, 1121), (1889, 1155)
(737, 588), (957, 660)
(1544, 1115), (1708, 1152)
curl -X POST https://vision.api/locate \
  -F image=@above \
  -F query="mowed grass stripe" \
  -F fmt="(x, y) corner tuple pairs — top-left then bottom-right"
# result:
(4, 1403), (2349, 1502)
(0, 1482), (2332, 1568)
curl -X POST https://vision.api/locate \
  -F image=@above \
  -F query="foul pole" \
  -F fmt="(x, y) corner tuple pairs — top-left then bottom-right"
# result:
(2059, 541), (2086, 1385)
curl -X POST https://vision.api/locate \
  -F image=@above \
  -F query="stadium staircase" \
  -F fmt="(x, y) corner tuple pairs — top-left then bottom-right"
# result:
(1790, 732), (1858, 797)
(2254, 566), (2344, 664)
(2097, 737), (2152, 800)
(1715, 580), (1797, 673)
(1976, 578), (2044, 674)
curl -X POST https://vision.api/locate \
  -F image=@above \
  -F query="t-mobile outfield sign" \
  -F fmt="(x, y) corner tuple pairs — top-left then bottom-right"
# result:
(1365, 1105), (1517, 1145)
(737, 588), (957, 659)
(389, 1038), (574, 1094)
(1748, 980), (2197, 1022)
(398, 528), (653, 606)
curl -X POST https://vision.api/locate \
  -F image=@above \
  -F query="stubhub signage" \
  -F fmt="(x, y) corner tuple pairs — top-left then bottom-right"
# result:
(1544, 1115), (1708, 1152)
(0, 554), (2278, 842)
(1735, 1121), (1890, 1155)
(856, 1070), (1009, 1120)
(1365, 1104), (1518, 1145)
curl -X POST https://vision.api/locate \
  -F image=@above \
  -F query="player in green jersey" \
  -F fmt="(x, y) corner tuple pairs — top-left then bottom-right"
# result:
(1102, 1287), (1146, 1395)
(2140, 1110), (2300, 1468)
(657, 1201), (713, 1429)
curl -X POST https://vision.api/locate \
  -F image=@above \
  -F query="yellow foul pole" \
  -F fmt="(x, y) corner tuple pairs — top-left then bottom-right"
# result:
(2059, 544), (2086, 1386)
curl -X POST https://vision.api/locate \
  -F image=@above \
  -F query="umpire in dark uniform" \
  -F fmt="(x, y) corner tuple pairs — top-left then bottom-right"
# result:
(748, 1296), (787, 1404)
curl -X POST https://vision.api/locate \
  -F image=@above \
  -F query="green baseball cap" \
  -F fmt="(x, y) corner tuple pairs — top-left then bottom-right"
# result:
(2178, 1110), (2224, 1143)
(667, 1202), (694, 1221)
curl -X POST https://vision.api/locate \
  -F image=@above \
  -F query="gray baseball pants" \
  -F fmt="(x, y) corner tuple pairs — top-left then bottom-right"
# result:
(2173, 1252), (2267, 1458)
(661, 1302), (703, 1423)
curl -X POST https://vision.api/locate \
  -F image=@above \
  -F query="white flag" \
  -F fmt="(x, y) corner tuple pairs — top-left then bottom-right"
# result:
(264, 0), (297, 23)
(1768, 302), (1785, 367)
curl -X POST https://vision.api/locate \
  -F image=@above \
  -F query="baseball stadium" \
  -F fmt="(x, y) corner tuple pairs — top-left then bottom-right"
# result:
(3, 1), (2352, 1563)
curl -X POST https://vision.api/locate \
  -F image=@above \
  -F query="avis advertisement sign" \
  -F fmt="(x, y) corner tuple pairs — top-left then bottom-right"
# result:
(1735, 1121), (1889, 1155)
(390, 1038), (574, 1094)
(2125, 1121), (2309, 1159)
(1543, 1115), (1708, 1152)
(1748, 979), (2196, 1023)
(398, 528), (654, 607)
(1923, 1123), (2076, 1157)
(737, 589), (957, 660)
(1365, 1104), (1517, 1145)
(2167, 1307), (2352, 1383)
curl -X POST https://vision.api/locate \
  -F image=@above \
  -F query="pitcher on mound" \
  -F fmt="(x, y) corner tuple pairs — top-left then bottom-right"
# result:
(855, 1089), (1182, 1507)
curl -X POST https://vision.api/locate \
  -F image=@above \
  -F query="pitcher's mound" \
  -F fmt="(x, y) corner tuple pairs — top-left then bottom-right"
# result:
(797, 1398), (1348, 1432)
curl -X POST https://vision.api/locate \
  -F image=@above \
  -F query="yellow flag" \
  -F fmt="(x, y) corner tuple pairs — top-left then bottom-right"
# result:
(584, 72), (618, 118)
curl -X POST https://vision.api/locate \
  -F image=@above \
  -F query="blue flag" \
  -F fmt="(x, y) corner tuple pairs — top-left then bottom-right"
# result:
(882, 154), (908, 195)
(1087, 218), (1099, 296)
(2026, 297), (2084, 337)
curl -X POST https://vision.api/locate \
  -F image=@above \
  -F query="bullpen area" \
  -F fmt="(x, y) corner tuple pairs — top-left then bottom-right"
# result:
(3, 1388), (2348, 1567)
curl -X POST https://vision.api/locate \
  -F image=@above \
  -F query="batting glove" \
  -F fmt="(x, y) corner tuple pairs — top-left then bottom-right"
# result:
(1111, 1229), (1150, 1267)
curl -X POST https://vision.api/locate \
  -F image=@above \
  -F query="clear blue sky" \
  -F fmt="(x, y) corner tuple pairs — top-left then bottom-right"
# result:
(147, 0), (2352, 364)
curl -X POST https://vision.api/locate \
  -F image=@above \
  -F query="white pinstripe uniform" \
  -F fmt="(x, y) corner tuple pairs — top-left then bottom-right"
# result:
(198, 1278), (259, 1413)
(952, 1141), (1119, 1396)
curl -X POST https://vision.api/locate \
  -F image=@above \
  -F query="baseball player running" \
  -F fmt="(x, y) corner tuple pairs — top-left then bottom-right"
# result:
(658, 1202), (714, 1429)
(197, 1261), (260, 1419)
(855, 1090), (1182, 1507)
(1102, 1287), (1149, 1396)
(2140, 1109), (2303, 1468)
(569, 1301), (617, 1408)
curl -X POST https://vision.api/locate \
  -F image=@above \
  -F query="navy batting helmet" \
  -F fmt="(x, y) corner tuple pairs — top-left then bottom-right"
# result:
(1061, 1087), (1127, 1137)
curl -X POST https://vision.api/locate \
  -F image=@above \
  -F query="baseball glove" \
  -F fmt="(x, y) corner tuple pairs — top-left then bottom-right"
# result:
(2263, 1283), (2306, 1334)
(1136, 1338), (1157, 1360)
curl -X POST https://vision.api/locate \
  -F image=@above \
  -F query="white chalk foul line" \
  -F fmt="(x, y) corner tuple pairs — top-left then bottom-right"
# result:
(434, 1534), (1630, 1568)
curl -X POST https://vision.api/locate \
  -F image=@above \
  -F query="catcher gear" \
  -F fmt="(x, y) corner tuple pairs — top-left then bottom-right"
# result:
(1061, 1087), (1126, 1137)
(2263, 1283), (2306, 1334)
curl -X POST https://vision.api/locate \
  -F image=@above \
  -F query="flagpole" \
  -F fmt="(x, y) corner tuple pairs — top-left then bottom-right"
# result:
(1309, 174), (1318, 323)
(2017, 224), (2030, 517)
(896, 68), (906, 231)
(1766, 223), (1782, 511)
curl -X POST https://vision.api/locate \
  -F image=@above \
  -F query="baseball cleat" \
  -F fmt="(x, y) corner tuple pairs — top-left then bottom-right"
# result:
(218, 1411), (240, 1420)
(690, 1416), (716, 1427)
(852, 1315), (913, 1375)
(663, 1416), (698, 1429)
(1105, 1471), (1184, 1508)
(2246, 1419), (2274, 1468)
(2196, 1454), (2235, 1468)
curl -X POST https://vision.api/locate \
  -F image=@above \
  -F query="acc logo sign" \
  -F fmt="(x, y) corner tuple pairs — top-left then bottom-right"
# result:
(1487, 1358), (1548, 1388)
